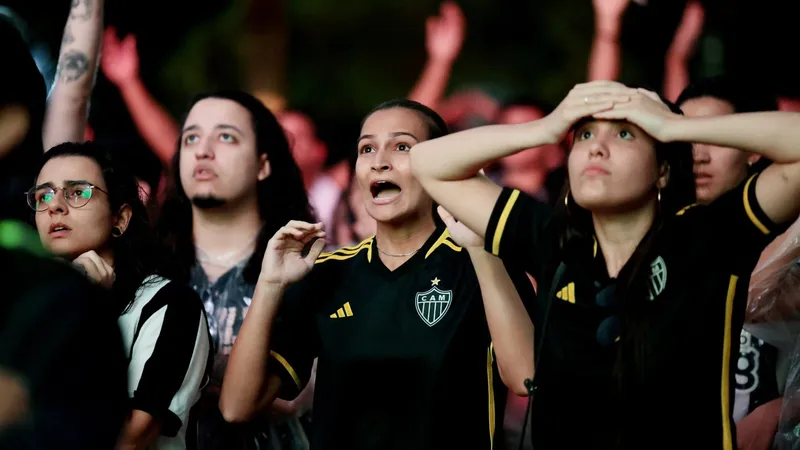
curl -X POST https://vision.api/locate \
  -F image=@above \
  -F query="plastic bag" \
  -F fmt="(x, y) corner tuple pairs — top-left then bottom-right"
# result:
(746, 217), (800, 352)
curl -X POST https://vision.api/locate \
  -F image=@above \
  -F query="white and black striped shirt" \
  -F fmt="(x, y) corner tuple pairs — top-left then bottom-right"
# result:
(118, 276), (211, 450)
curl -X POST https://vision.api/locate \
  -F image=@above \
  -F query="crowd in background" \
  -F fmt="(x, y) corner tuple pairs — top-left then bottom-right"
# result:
(3, 0), (800, 449)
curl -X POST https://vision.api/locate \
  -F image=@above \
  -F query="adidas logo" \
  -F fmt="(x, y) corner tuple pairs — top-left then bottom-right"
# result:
(330, 302), (354, 318)
(555, 282), (576, 304)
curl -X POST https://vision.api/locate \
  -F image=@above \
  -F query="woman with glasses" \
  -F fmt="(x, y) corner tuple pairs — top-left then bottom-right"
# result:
(410, 80), (800, 450)
(29, 141), (211, 450)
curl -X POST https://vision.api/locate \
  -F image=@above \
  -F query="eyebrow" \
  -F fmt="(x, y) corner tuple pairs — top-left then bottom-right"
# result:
(33, 179), (93, 190)
(182, 124), (244, 134)
(357, 131), (419, 144)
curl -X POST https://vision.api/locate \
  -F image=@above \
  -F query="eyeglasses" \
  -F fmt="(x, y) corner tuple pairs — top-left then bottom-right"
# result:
(26, 181), (108, 212)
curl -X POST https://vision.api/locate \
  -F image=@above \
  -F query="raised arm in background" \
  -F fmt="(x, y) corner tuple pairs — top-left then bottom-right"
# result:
(663, 1), (705, 101)
(42, 0), (103, 150)
(407, 1), (465, 111)
(101, 28), (178, 166)
(588, 0), (628, 81)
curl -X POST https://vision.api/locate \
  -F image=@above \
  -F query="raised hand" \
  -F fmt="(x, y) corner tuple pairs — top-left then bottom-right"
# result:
(425, 2), (466, 63)
(73, 250), (115, 289)
(542, 80), (634, 142)
(592, 0), (631, 22)
(438, 206), (483, 248)
(101, 26), (139, 86)
(592, 88), (682, 142)
(259, 221), (326, 287)
(668, 1), (705, 59)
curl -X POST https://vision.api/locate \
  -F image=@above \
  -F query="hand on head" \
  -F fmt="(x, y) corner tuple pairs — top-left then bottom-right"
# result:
(592, 87), (682, 142)
(542, 80), (634, 142)
(543, 81), (681, 144)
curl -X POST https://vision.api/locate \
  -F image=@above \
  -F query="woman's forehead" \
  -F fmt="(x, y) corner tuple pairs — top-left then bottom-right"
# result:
(37, 156), (103, 186)
(360, 108), (427, 138)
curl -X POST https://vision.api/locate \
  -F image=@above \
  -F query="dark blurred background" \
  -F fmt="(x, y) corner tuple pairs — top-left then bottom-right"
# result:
(3, 0), (799, 165)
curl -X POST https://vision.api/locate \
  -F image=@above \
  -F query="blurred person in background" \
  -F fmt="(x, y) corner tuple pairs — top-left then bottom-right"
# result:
(279, 111), (340, 232)
(220, 99), (535, 450)
(331, 174), (376, 248)
(677, 76), (787, 450)
(0, 12), (127, 449)
(156, 91), (315, 449)
(493, 98), (565, 205)
(31, 142), (211, 450)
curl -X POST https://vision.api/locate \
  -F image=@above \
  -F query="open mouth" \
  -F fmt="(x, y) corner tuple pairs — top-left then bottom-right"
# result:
(193, 166), (217, 180)
(370, 180), (402, 201)
(49, 223), (72, 234)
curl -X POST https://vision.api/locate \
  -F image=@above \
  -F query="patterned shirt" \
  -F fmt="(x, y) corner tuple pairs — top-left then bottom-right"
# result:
(188, 261), (309, 450)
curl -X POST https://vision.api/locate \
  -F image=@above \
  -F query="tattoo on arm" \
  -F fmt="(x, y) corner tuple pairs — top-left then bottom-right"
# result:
(56, 51), (90, 82)
(69, 0), (93, 20)
(62, 24), (75, 46)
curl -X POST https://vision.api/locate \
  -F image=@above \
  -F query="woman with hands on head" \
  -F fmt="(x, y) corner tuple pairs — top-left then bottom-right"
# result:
(221, 99), (535, 450)
(410, 80), (800, 450)
(30, 141), (211, 450)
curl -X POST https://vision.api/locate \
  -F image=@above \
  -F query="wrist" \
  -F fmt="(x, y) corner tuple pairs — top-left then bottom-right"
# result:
(427, 55), (456, 69)
(117, 75), (142, 93)
(256, 276), (289, 294)
(465, 245), (488, 254)
(594, 17), (621, 40)
(659, 115), (686, 143)
(532, 116), (564, 146)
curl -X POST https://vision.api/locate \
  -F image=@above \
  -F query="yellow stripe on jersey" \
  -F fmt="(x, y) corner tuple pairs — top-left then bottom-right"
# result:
(487, 343), (496, 449)
(676, 203), (698, 216)
(425, 228), (463, 259)
(492, 189), (520, 256)
(743, 174), (769, 235)
(721, 275), (738, 450)
(270, 350), (302, 391)
(316, 237), (373, 264)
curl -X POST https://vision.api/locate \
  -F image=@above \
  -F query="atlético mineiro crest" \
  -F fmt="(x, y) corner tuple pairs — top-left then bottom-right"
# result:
(415, 278), (452, 327)
(647, 256), (667, 300)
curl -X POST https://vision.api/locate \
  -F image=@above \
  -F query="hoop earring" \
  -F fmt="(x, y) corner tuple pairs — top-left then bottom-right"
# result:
(657, 188), (662, 204)
(111, 227), (122, 237)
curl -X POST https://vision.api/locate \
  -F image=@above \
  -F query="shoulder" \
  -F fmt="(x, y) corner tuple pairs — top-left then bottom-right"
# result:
(133, 276), (204, 317)
(315, 236), (375, 266)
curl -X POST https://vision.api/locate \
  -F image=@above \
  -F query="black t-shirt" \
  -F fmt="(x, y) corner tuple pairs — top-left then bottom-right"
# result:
(271, 225), (536, 450)
(484, 173), (788, 450)
(0, 222), (128, 450)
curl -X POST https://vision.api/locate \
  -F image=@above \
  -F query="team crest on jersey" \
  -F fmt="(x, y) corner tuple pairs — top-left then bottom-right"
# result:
(415, 278), (452, 327)
(647, 256), (667, 300)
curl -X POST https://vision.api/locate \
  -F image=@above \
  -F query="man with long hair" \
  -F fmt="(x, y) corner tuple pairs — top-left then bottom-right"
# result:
(156, 90), (315, 449)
